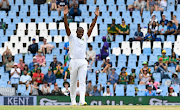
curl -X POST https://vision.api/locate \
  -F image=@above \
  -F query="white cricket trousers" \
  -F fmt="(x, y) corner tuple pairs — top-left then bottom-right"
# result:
(69, 59), (87, 104)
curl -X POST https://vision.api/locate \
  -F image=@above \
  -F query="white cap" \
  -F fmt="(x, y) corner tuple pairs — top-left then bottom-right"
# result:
(33, 57), (37, 59)
(106, 56), (110, 60)
(151, 14), (156, 17)
(156, 89), (162, 93)
(162, 14), (166, 16)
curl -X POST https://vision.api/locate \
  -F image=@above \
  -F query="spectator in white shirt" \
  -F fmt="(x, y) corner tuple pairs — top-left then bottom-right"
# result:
(41, 81), (50, 95)
(10, 63), (21, 79)
(103, 86), (113, 96)
(86, 45), (96, 60)
(167, 87), (177, 97)
(149, 21), (158, 35)
(62, 81), (70, 96)
(19, 70), (32, 87)
(149, 14), (158, 25)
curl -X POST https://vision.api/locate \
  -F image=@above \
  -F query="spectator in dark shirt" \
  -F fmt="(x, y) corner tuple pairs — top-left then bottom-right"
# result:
(57, 0), (67, 15)
(134, 27), (144, 41)
(101, 56), (112, 73)
(167, 21), (177, 35)
(154, 57), (168, 78)
(78, 0), (86, 4)
(0, 0), (9, 12)
(51, 83), (64, 96)
(160, 14), (168, 25)
(69, 4), (81, 19)
(101, 36), (109, 60)
(44, 69), (56, 85)
(29, 57), (39, 71)
(49, 55), (62, 71)
(28, 38), (38, 56)
(89, 85), (102, 96)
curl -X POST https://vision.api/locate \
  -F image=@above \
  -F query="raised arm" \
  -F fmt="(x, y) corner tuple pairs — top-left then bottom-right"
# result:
(64, 5), (71, 36)
(87, 7), (100, 37)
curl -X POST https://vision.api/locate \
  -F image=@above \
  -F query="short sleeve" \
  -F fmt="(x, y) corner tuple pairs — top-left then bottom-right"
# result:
(20, 76), (23, 81)
(68, 34), (74, 40)
(29, 76), (32, 81)
(10, 69), (13, 73)
(155, 26), (158, 30)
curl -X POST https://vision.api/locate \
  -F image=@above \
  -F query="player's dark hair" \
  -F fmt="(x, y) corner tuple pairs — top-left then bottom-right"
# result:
(77, 27), (83, 31)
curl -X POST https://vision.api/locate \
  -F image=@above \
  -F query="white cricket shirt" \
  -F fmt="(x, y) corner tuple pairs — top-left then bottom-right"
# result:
(68, 34), (88, 59)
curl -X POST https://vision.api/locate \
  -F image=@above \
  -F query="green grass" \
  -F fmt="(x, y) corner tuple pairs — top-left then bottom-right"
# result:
(1, 106), (180, 110)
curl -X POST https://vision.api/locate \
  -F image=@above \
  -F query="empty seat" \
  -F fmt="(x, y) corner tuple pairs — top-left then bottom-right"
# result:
(115, 85), (124, 96)
(18, 23), (26, 30)
(38, 22), (47, 30)
(153, 41), (161, 49)
(48, 22), (57, 30)
(28, 22), (36, 30)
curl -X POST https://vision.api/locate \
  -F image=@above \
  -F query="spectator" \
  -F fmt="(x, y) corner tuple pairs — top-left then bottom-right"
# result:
(57, 0), (67, 15)
(103, 86), (113, 96)
(140, 62), (152, 76)
(0, 0), (9, 12)
(78, 0), (86, 4)
(89, 85), (102, 96)
(62, 81), (70, 96)
(22, 64), (31, 76)
(40, 38), (55, 55)
(134, 0), (145, 16)
(5, 56), (14, 72)
(158, 50), (169, 64)
(160, 14), (168, 25)
(86, 45), (96, 60)
(44, 69), (56, 85)
(154, 0), (167, 11)
(149, 14), (158, 25)
(35, 50), (46, 67)
(177, 29), (180, 35)
(10, 63), (21, 79)
(169, 52), (177, 67)
(50, 0), (57, 11)
(128, 75), (135, 84)
(107, 19), (119, 37)
(167, 87), (177, 96)
(85, 81), (93, 96)
(171, 72), (180, 85)
(64, 67), (70, 81)
(17, 58), (25, 71)
(146, 0), (155, 14)
(49, 55), (62, 70)
(29, 57), (38, 71)
(64, 41), (69, 56)
(134, 27), (144, 41)
(19, 70), (32, 87)
(69, 0), (78, 8)
(119, 67), (128, 76)
(28, 38), (38, 56)
(149, 21), (158, 35)
(51, 83), (64, 96)
(101, 36), (109, 60)
(119, 20), (129, 35)
(41, 81), (50, 95)
(53, 62), (64, 79)
(30, 81), (39, 96)
(139, 68), (151, 85)
(154, 57), (168, 73)
(144, 85), (156, 96)
(87, 59), (94, 73)
(147, 79), (160, 90)
(107, 67), (118, 91)
(167, 21), (177, 35)
(130, 68), (136, 78)
(2, 46), (12, 64)
(171, 15), (179, 29)
(158, 21), (167, 35)
(144, 28), (155, 41)
(31, 63), (39, 75)
(118, 71), (127, 85)
(101, 56), (112, 73)
(69, 4), (81, 19)
(32, 67), (44, 84)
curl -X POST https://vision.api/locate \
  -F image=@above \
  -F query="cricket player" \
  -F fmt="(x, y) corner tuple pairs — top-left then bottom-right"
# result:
(63, 5), (99, 106)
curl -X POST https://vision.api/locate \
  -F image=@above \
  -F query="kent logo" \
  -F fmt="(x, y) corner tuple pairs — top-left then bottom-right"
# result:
(4, 97), (34, 105)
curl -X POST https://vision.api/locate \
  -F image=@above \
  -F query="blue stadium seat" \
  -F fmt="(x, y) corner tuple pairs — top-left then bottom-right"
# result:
(112, 11), (120, 17)
(128, 54), (137, 61)
(0, 11), (6, 19)
(106, 0), (115, 5)
(26, 0), (34, 5)
(7, 23), (15, 30)
(139, 54), (148, 62)
(14, 54), (23, 63)
(167, 4), (175, 11)
(149, 54), (158, 62)
(115, 84), (124, 96)
(163, 11), (171, 20)
(108, 5), (116, 11)
(8, 11), (16, 18)
(17, 85), (26, 94)
(140, 22), (148, 28)
(0, 80), (8, 87)
(153, 48), (161, 56)
(171, 85), (179, 93)
(23, 17), (31, 23)
(99, 29), (107, 35)
(142, 11), (150, 19)
(156, 35), (165, 43)
(52, 48), (59, 54)
(41, 11), (48, 18)
(19, 11), (27, 18)
(46, 54), (53, 61)
(137, 85), (146, 90)
(87, 0), (94, 5)
(143, 48), (151, 56)
(1, 36), (8, 42)
(51, 11), (59, 18)
(1, 73), (8, 81)
(177, 4), (180, 11)
(128, 61), (136, 68)
(118, 4), (126, 11)
(167, 35), (175, 43)
(35, 17), (43, 23)
(117, 0), (125, 5)
(5, 29), (14, 36)
(87, 73), (96, 85)
(109, 54), (116, 61)
(118, 54), (126, 62)
(101, 11), (109, 17)
(111, 42), (119, 48)
(153, 73), (161, 81)
(13, 17), (21, 24)
(115, 35), (124, 43)
(98, 73), (107, 85)
(137, 91), (145, 96)
(40, 4), (48, 11)
(10, 5), (19, 12)
(133, 17), (142, 24)
(99, 23), (107, 30)
(30, 4), (38, 11)
(60, 29), (67, 36)
(15, 0), (24, 5)
(168, 0), (175, 5)
(132, 11), (140, 18)
(50, 30), (58, 36)
(30, 11), (38, 18)
(8, 0), (14, 5)
(104, 17), (112, 24)
(122, 11), (130, 17)
(79, 4), (87, 11)
(164, 48), (171, 56)
(56, 79), (64, 87)
(117, 61), (126, 69)
(84, 17), (92, 23)
(49, 42), (56, 47)
(138, 61), (144, 68)
(88, 5), (96, 11)
(115, 17), (122, 24)
(96, 0), (104, 5)
(74, 16), (82, 22)
(127, 0), (134, 5)
(160, 90), (167, 96)
(25, 54), (33, 63)
(160, 84), (168, 92)
(152, 11), (161, 19)
(168, 67), (175, 73)
(126, 85), (135, 96)
(41, 66), (49, 74)
(11, 78), (19, 84)
(45, 17), (53, 23)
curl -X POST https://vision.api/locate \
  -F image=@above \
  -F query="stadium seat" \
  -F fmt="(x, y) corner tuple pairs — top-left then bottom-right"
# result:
(118, 54), (127, 62)
(10, 5), (19, 12)
(156, 35), (165, 43)
(96, 0), (105, 5)
(167, 35), (175, 43)
(128, 54), (137, 61)
(149, 54), (158, 62)
(153, 73), (161, 81)
(171, 85), (179, 93)
(143, 48), (151, 56)
(15, 0), (24, 5)
(115, 84), (124, 96)
(163, 48), (171, 56)
(153, 48), (161, 56)
(11, 78), (19, 84)
(40, 4), (48, 11)
(153, 41), (161, 49)
(142, 41), (151, 49)
(17, 85), (26, 94)
(128, 61), (136, 68)
(112, 47), (121, 56)
(122, 48), (131, 56)
(108, 5), (116, 11)
(28, 22), (36, 30)
(132, 41), (140, 50)
(26, 0), (33, 5)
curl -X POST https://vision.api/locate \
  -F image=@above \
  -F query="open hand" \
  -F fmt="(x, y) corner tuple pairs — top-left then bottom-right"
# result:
(94, 7), (99, 16)
(64, 5), (69, 15)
